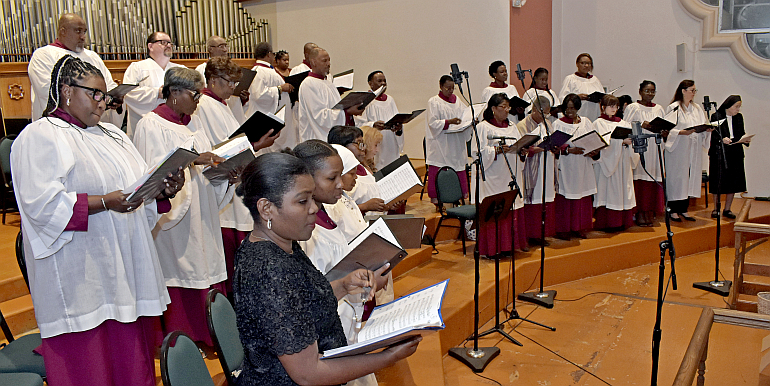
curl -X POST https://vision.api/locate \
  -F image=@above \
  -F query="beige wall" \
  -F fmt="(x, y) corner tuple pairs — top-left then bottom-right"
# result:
(243, 0), (511, 159)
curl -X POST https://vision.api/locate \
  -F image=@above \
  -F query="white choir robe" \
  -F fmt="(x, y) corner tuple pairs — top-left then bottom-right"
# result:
(481, 84), (521, 125)
(133, 112), (232, 289)
(593, 118), (639, 210)
(356, 95), (403, 170)
(663, 102), (711, 200)
(297, 76), (346, 142)
(624, 102), (666, 182)
(123, 58), (185, 138)
(11, 118), (169, 338)
(517, 117), (557, 204)
(425, 95), (472, 171)
(559, 74), (604, 121)
(522, 87), (561, 126)
(554, 117), (598, 199)
(471, 120), (525, 210)
(195, 62), (247, 124)
(28, 45), (123, 125)
(193, 94), (254, 232)
(349, 168), (384, 216)
(245, 62), (295, 151)
(290, 62), (310, 76)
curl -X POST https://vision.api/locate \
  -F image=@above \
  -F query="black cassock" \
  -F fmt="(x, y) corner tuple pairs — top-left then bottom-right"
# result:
(708, 112), (747, 194)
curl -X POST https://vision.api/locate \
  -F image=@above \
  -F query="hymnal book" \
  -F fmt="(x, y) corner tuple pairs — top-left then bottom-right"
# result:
(688, 120), (721, 133)
(202, 135), (255, 182)
(383, 109), (425, 129)
(285, 70), (310, 104)
(374, 156), (423, 204)
(571, 130), (608, 153)
(509, 96), (531, 110)
(648, 117), (676, 133)
(507, 133), (541, 153)
(324, 218), (407, 283)
(333, 85), (385, 110)
(537, 130), (573, 150)
(232, 67), (257, 96)
(123, 141), (199, 202)
(727, 133), (754, 145)
(373, 154), (411, 180)
(321, 279), (448, 359)
(332, 69), (354, 92)
(229, 109), (285, 143)
(107, 83), (139, 99)
(444, 103), (485, 133)
(610, 126), (632, 140)
(586, 85), (622, 103)
(366, 215), (425, 249)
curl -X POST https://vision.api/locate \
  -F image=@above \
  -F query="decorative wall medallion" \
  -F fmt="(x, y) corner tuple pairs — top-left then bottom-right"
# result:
(8, 84), (23, 100)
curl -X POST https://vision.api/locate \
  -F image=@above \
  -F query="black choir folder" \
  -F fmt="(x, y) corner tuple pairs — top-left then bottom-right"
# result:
(324, 218), (408, 283)
(383, 109), (425, 129)
(321, 279), (448, 359)
(123, 145), (199, 202)
(508, 133), (541, 153)
(202, 135), (256, 182)
(537, 130), (573, 151)
(333, 85), (385, 110)
(285, 70), (310, 104)
(232, 67), (257, 96)
(107, 83), (139, 99)
(229, 107), (285, 143)
(586, 85), (622, 103)
(372, 155), (423, 204)
(570, 130), (608, 153)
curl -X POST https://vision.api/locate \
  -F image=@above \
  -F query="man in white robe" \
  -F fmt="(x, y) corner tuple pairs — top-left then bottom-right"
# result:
(28, 13), (122, 124)
(356, 71), (404, 170)
(297, 48), (364, 141)
(246, 42), (295, 150)
(289, 42), (317, 76)
(122, 31), (184, 138)
(195, 35), (249, 124)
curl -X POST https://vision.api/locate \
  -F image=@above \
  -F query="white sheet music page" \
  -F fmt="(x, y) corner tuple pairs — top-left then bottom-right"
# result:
(377, 162), (423, 204)
(348, 217), (402, 251)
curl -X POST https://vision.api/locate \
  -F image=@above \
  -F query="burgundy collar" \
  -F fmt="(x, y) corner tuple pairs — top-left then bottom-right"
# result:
(489, 81), (508, 89)
(533, 85), (549, 91)
(356, 164), (367, 176)
(153, 103), (191, 126)
(490, 118), (508, 128)
(49, 108), (86, 128)
(255, 61), (273, 69)
(600, 114), (621, 122)
(438, 92), (457, 104)
(574, 72), (594, 79)
(50, 39), (75, 52)
(374, 92), (388, 101)
(560, 116), (575, 124)
(302, 59), (310, 67)
(202, 88), (226, 105)
(275, 68), (286, 80)
(308, 72), (325, 80)
(315, 208), (337, 230)
(637, 100), (656, 107)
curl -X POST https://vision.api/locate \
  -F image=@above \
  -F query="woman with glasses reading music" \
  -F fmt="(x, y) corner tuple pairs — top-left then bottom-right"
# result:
(12, 55), (184, 386)
(133, 67), (239, 351)
(559, 53), (604, 121)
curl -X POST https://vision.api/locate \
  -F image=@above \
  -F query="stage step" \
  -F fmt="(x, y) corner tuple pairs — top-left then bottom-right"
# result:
(745, 262), (770, 277)
(740, 274), (770, 296)
(0, 294), (36, 336)
(0, 275), (29, 304)
(736, 293), (759, 313)
(393, 245), (434, 279)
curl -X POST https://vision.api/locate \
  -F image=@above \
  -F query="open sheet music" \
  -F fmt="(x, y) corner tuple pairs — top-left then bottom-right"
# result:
(321, 279), (448, 359)
(324, 218), (407, 282)
(375, 157), (423, 204)
(202, 135), (255, 182)
(571, 130), (608, 153)
(444, 102), (484, 133)
(123, 137), (199, 202)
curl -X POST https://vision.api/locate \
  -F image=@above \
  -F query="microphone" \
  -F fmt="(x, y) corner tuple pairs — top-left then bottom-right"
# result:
(516, 63), (526, 81)
(487, 134), (519, 141)
(630, 121), (654, 169)
(450, 63), (463, 86)
(702, 95), (712, 114)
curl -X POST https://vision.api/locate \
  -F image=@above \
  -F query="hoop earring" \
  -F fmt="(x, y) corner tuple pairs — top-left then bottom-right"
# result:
(66, 98), (70, 106)
(267, 218), (272, 230)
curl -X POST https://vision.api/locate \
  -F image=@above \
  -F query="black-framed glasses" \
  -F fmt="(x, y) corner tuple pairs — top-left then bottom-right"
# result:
(152, 40), (174, 47)
(70, 84), (112, 104)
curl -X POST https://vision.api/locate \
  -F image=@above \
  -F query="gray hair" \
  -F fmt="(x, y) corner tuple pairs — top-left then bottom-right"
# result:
(531, 96), (551, 114)
(162, 67), (203, 99)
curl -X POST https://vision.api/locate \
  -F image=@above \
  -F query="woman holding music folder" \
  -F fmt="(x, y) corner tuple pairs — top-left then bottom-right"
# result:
(624, 80), (666, 226)
(559, 53), (604, 121)
(522, 67), (560, 121)
(232, 152), (419, 386)
(12, 55), (184, 385)
(709, 95), (752, 219)
(481, 61), (523, 124)
(553, 94), (598, 239)
(472, 93), (530, 253)
(133, 67), (239, 349)
(592, 95), (639, 231)
(664, 80), (712, 222)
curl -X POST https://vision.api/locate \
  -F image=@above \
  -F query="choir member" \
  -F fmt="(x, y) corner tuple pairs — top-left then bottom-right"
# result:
(559, 53), (604, 121)
(13, 55), (184, 386)
(232, 152), (419, 386)
(517, 96), (558, 244)
(289, 42), (317, 76)
(361, 125), (383, 173)
(472, 93), (529, 253)
(553, 94), (597, 239)
(28, 13), (121, 123)
(297, 47), (364, 141)
(275, 50), (292, 78)
(356, 71), (404, 170)
(425, 75), (472, 205)
(481, 61), (523, 124)
(593, 95), (639, 231)
(624, 80), (666, 226)
(664, 80), (712, 222)
(133, 67), (236, 348)
(246, 42), (296, 150)
(195, 35), (249, 124)
(616, 95), (633, 119)
(709, 95), (752, 219)
(522, 67), (560, 120)
(328, 126), (386, 213)
(123, 31), (184, 138)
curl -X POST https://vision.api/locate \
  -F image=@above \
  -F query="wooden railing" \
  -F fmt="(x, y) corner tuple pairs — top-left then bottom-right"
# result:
(728, 199), (770, 309)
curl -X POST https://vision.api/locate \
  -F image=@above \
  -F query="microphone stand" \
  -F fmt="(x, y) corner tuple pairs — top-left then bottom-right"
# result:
(515, 68), (556, 308)
(447, 66), (500, 373)
(693, 103), (732, 296)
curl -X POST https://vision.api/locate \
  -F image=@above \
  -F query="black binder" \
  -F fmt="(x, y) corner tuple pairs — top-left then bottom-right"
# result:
(228, 109), (285, 142)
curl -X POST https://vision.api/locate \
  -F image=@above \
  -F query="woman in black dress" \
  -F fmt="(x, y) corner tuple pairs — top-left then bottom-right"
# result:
(709, 95), (752, 219)
(232, 152), (420, 386)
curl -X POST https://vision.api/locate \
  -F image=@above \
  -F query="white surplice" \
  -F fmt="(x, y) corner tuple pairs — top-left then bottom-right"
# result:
(297, 76), (346, 142)
(663, 102), (711, 200)
(195, 62), (247, 124)
(517, 116), (557, 204)
(554, 117), (598, 199)
(522, 87), (561, 115)
(592, 118), (639, 210)
(481, 84), (521, 125)
(624, 102), (666, 182)
(123, 58), (184, 138)
(246, 61), (296, 151)
(193, 94), (254, 232)
(356, 95), (403, 170)
(559, 74), (604, 121)
(349, 167), (383, 214)
(425, 95), (472, 171)
(471, 120), (525, 210)
(133, 112), (232, 289)
(12, 118), (169, 338)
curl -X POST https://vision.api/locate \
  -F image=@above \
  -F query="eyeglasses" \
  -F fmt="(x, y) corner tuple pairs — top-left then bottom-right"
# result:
(152, 40), (174, 47)
(217, 76), (239, 88)
(70, 84), (113, 104)
(185, 89), (202, 101)
(642, 89), (656, 94)
(353, 141), (366, 150)
(210, 43), (228, 49)
(685, 88), (697, 93)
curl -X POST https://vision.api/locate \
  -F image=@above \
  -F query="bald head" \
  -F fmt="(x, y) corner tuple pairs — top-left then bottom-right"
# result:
(57, 13), (87, 53)
(303, 42), (318, 59)
(308, 48), (330, 76)
(206, 35), (228, 57)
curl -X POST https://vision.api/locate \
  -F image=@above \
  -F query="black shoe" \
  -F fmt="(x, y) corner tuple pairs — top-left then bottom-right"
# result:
(711, 210), (719, 219)
(680, 213), (696, 221)
(723, 210), (736, 219)
(670, 214), (682, 222)
(528, 238), (550, 247)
